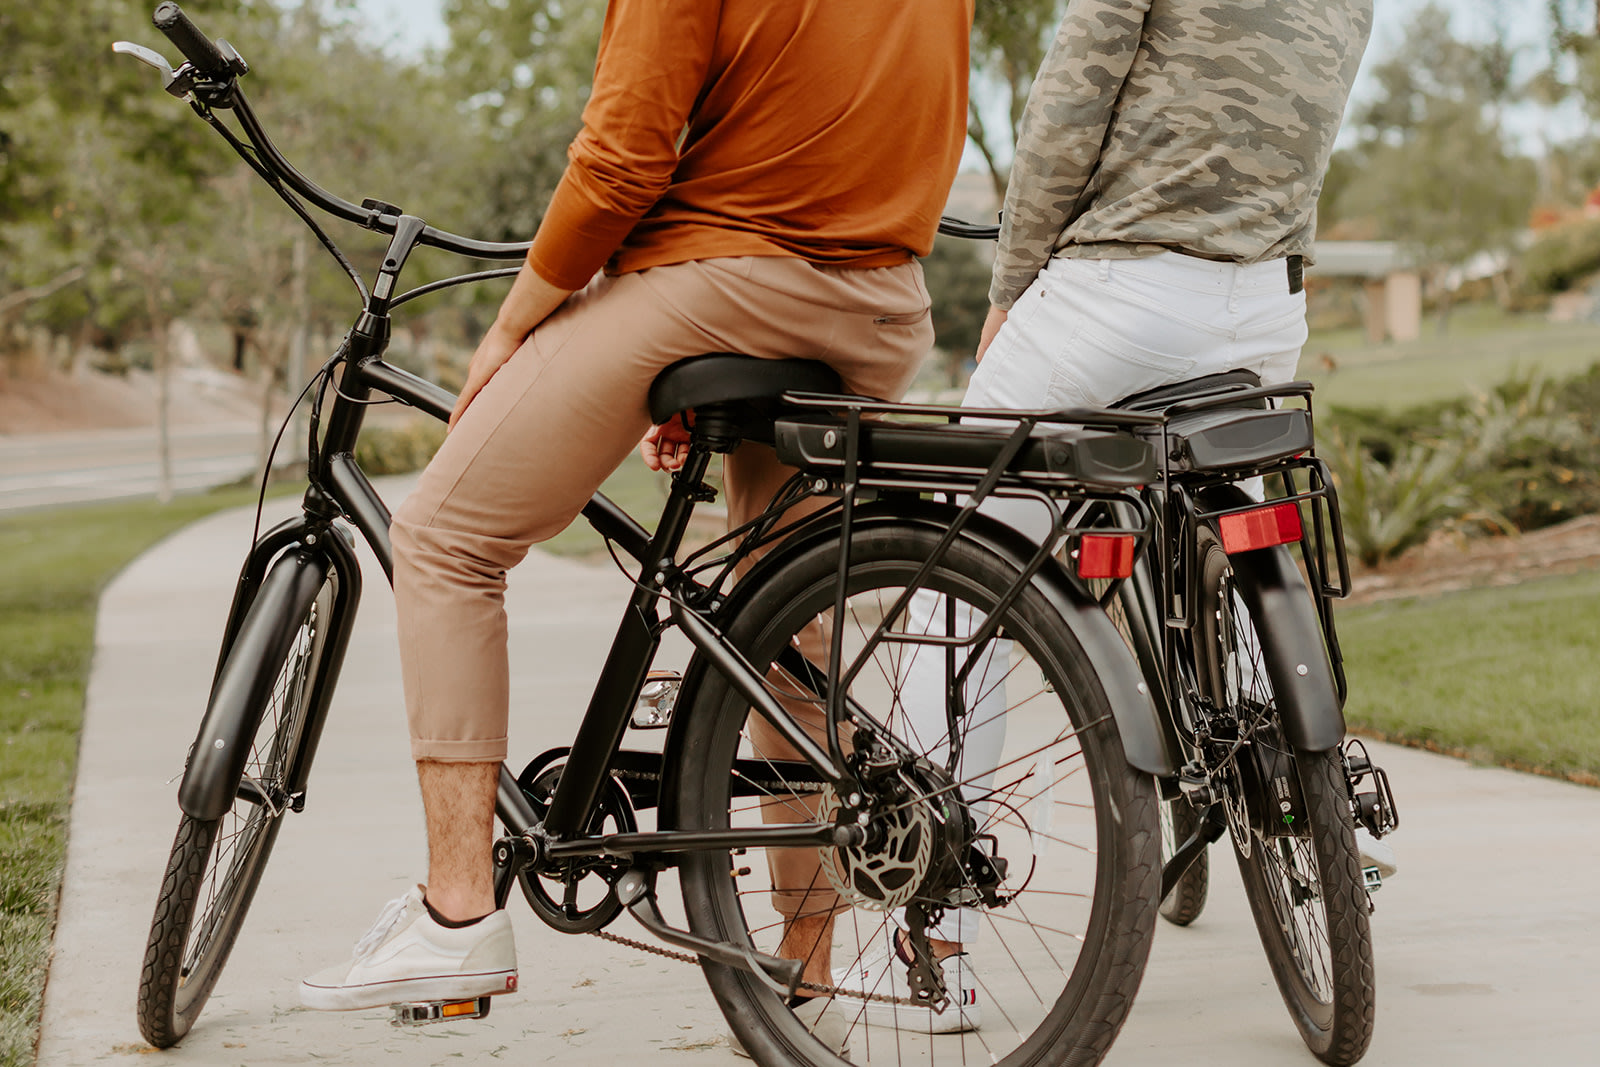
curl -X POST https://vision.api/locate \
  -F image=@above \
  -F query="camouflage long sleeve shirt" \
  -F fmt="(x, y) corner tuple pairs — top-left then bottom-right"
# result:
(990, 0), (1373, 309)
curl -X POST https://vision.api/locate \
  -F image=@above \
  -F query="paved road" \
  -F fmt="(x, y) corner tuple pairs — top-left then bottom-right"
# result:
(35, 486), (1600, 1066)
(0, 425), (267, 513)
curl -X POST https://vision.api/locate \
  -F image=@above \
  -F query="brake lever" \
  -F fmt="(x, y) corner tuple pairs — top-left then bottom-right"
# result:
(112, 41), (193, 98)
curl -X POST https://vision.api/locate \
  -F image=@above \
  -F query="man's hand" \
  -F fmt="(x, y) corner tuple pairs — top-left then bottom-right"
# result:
(975, 305), (1008, 365)
(448, 262), (575, 430)
(640, 414), (692, 472)
(450, 324), (524, 430)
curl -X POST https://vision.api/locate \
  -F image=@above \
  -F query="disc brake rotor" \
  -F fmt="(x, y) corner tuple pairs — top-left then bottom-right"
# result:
(817, 783), (934, 911)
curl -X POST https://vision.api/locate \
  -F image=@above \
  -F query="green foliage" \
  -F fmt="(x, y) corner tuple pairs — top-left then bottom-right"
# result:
(968, 0), (1066, 200)
(1333, 5), (1536, 313)
(922, 237), (993, 383)
(1323, 364), (1600, 565)
(354, 418), (448, 476)
(440, 0), (604, 242)
(1325, 429), (1477, 568)
(1517, 218), (1600, 294)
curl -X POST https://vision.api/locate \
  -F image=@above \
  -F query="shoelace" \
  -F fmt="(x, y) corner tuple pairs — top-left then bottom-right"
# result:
(350, 892), (414, 961)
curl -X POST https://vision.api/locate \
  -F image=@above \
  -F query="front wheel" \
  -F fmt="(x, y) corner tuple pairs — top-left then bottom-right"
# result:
(1197, 531), (1374, 1064)
(672, 524), (1160, 1067)
(137, 567), (337, 1048)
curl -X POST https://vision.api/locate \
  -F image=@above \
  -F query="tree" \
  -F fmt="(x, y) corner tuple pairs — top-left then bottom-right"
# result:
(968, 0), (1067, 203)
(1334, 5), (1536, 331)
(922, 237), (994, 385)
(440, 0), (605, 242)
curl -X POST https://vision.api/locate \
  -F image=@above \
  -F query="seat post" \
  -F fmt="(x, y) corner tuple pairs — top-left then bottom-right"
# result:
(687, 400), (748, 454)
(639, 442), (715, 582)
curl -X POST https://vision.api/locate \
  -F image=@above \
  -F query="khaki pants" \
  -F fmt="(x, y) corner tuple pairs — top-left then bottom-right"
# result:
(391, 254), (931, 917)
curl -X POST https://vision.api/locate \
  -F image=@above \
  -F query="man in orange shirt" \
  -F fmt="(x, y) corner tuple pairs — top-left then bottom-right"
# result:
(300, 0), (971, 1032)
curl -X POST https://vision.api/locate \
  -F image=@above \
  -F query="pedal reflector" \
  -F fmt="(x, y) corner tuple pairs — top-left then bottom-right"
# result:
(1217, 503), (1302, 554)
(391, 996), (493, 1026)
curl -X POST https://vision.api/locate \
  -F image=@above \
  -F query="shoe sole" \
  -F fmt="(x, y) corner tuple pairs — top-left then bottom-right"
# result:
(856, 999), (981, 1034)
(300, 969), (518, 1011)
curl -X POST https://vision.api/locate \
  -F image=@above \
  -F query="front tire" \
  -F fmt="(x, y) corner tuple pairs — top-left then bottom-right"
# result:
(137, 570), (336, 1047)
(672, 525), (1160, 1067)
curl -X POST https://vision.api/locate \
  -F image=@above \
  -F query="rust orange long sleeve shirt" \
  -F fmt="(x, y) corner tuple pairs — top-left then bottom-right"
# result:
(527, 0), (973, 291)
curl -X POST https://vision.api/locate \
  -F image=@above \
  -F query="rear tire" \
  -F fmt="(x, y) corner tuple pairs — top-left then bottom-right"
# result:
(1196, 531), (1374, 1065)
(137, 570), (335, 1048)
(672, 524), (1160, 1067)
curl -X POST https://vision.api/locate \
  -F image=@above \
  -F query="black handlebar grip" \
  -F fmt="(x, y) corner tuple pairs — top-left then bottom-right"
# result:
(152, 2), (229, 75)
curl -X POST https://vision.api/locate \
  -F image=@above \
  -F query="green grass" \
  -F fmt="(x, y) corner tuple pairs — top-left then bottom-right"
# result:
(541, 453), (682, 558)
(1302, 304), (1600, 411)
(1337, 567), (1600, 785)
(0, 488), (273, 1067)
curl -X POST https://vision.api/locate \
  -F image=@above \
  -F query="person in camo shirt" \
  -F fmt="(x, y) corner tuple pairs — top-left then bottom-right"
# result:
(834, 0), (1379, 1035)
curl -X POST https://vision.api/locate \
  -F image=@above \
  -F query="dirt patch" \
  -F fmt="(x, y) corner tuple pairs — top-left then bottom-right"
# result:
(0, 366), (265, 435)
(1345, 514), (1600, 605)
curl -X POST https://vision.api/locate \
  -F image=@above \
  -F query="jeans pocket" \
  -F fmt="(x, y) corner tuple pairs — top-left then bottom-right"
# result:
(1047, 321), (1200, 408)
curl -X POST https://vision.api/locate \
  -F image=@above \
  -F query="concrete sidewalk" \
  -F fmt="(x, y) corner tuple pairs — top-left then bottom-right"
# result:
(36, 487), (1600, 1066)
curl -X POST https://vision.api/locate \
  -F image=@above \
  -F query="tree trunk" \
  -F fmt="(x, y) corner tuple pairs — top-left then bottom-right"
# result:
(1434, 281), (1454, 337)
(141, 274), (174, 504)
(287, 233), (310, 462)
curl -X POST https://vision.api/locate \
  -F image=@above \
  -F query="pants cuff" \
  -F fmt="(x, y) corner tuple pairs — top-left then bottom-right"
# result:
(411, 736), (509, 762)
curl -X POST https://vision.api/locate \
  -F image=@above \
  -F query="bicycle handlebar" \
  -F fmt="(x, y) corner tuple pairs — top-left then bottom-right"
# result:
(152, 2), (229, 77)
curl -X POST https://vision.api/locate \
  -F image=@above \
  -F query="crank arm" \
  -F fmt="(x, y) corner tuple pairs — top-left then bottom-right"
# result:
(614, 870), (802, 997)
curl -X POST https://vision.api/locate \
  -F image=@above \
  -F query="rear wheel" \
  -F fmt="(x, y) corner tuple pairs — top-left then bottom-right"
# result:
(137, 568), (336, 1047)
(1196, 532), (1374, 1065)
(673, 525), (1160, 1067)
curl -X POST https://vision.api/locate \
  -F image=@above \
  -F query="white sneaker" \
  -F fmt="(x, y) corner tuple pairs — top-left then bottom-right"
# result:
(1355, 828), (1398, 879)
(728, 996), (851, 1058)
(834, 931), (981, 1034)
(300, 885), (518, 1011)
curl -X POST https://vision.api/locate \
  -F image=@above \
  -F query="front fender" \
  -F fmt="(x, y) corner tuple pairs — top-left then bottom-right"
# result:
(178, 550), (330, 820)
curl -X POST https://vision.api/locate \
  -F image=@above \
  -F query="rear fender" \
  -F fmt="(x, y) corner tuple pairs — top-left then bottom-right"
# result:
(1198, 485), (1345, 752)
(659, 500), (1175, 822)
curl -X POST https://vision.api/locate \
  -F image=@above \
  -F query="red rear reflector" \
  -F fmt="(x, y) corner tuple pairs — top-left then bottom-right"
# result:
(1077, 534), (1136, 579)
(1218, 503), (1303, 554)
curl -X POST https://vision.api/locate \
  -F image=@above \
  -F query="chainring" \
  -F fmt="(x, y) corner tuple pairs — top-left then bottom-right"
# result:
(517, 759), (637, 934)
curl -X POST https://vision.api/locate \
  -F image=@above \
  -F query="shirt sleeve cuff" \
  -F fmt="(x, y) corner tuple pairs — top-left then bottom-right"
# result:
(526, 170), (645, 291)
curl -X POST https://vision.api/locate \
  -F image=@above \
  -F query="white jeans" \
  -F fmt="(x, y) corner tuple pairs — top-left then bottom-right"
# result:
(901, 252), (1306, 942)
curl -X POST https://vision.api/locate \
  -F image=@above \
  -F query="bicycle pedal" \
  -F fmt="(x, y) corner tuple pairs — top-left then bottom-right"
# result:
(390, 996), (493, 1027)
(1362, 865), (1383, 893)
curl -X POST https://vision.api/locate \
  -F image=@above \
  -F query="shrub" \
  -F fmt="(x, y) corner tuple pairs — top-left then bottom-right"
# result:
(1322, 366), (1600, 564)
(1325, 429), (1478, 568)
(354, 419), (447, 476)
(1517, 218), (1600, 294)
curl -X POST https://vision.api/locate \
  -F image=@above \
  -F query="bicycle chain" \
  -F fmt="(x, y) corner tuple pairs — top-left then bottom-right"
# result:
(588, 928), (916, 1006)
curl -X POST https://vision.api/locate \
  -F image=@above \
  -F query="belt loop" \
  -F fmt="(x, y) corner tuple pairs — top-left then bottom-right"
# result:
(1287, 255), (1304, 295)
(1099, 260), (1111, 282)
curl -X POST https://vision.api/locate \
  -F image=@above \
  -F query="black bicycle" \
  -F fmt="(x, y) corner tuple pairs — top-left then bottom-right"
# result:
(1098, 371), (1399, 1065)
(120, 8), (1178, 1066)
